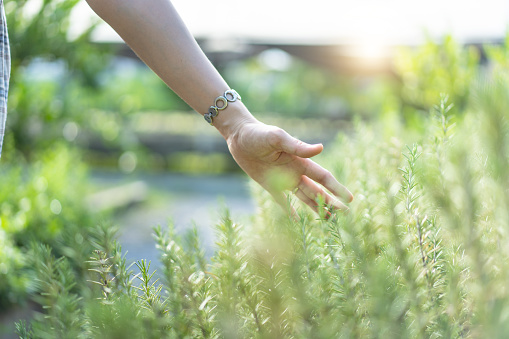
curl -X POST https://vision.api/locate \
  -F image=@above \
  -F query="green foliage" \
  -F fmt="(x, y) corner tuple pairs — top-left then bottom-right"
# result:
(29, 244), (85, 339)
(394, 35), (480, 116)
(4, 0), (188, 162)
(15, 72), (509, 337)
(12, 79), (509, 337)
(484, 34), (509, 72)
(6, 0), (115, 91)
(224, 56), (351, 119)
(6, 11), (509, 337)
(0, 145), (98, 309)
(95, 66), (189, 113)
(223, 35), (483, 126)
(5, 0), (111, 156)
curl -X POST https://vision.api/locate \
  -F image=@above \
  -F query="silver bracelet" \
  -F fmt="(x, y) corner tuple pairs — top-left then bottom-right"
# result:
(203, 89), (241, 125)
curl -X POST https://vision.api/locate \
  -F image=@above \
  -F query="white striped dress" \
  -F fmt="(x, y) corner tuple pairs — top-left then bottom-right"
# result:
(0, 0), (10, 157)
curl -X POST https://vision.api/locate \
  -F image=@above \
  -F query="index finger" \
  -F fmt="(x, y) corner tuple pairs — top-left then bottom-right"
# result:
(299, 158), (353, 202)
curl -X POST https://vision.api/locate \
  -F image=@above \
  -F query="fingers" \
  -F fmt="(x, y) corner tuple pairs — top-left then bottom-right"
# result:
(295, 188), (319, 214)
(301, 159), (353, 202)
(270, 128), (323, 158)
(296, 176), (349, 212)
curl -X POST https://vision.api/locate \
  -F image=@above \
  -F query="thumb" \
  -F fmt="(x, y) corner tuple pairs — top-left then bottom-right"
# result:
(278, 131), (323, 158)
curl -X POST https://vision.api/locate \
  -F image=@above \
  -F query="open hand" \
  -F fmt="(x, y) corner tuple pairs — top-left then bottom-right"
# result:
(226, 120), (353, 216)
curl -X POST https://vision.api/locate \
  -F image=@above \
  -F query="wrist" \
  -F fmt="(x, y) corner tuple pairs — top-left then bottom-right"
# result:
(211, 100), (258, 140)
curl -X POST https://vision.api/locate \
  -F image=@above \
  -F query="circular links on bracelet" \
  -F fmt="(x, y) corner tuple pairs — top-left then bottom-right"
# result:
(204, 113), (213, 124)
(208, 106), (218, 117)
(203, 89), (241, 125)
(215, 96), (228, 110)
(224, 89), (239, 102)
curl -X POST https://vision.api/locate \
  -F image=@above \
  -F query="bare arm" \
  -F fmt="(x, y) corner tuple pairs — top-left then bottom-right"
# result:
(86, 0), (353, 215)
(86, 0), (252, 138)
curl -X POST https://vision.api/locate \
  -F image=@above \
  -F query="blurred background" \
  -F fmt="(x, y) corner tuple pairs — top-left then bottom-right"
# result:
(1, 0), (509, 334)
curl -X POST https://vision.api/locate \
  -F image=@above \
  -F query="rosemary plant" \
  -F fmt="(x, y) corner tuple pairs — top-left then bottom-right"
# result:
(14, 41), (509, 339)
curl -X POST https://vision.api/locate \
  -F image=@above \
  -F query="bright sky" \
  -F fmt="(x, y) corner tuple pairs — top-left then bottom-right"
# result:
(71, 0), (509, 46)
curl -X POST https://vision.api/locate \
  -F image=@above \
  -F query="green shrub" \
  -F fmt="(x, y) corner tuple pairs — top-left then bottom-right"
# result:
(5, 0), (111, 156)
(14, 77), (509, 337)
(223, 54), (354, 119)
(393, 36), (480, 122)
(7, 9), (509, 336)
(0, 145), (98, 309)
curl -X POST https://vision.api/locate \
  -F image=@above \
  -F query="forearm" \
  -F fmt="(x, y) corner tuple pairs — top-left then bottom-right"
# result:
(86, 0), (257, 139)
(86, 0), (353, 215)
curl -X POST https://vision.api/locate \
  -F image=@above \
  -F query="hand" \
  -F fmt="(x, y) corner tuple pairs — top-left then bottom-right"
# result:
(226, 120), (353, 216)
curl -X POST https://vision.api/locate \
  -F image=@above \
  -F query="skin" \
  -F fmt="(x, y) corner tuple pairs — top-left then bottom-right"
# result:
(86, 0), (353, 215)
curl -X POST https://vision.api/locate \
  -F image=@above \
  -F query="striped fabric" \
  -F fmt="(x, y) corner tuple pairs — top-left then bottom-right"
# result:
(0, 0), (10, 158)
